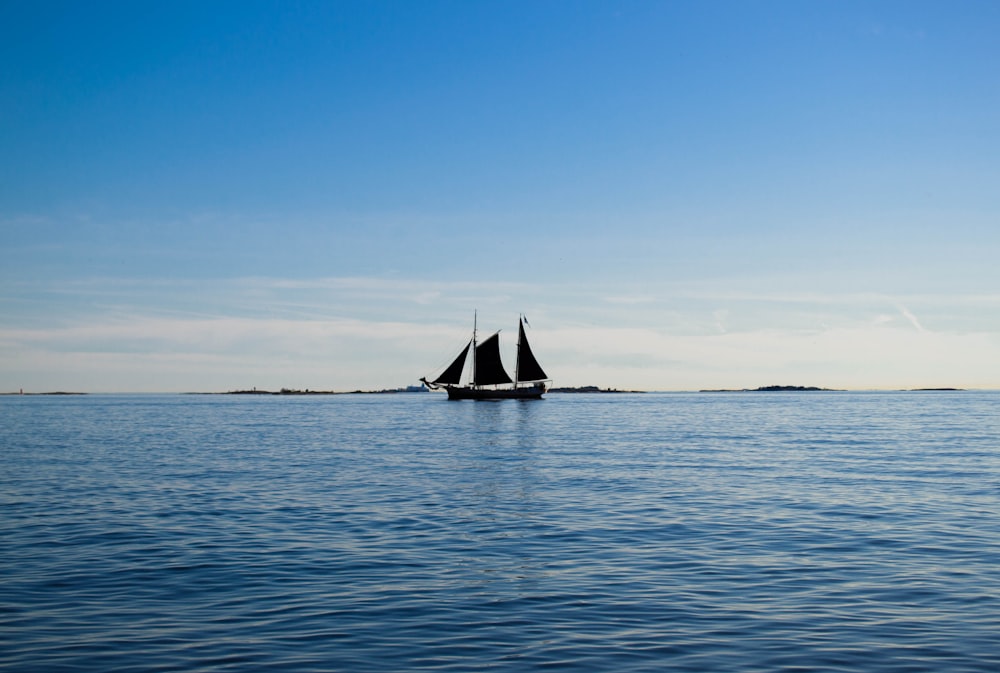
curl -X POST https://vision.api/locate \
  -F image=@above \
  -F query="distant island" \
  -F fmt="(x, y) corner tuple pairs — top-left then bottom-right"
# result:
(217, 385), (429, 395)
(548, 386), (644, 393)
(701, 385), (968, 393)
(700, 385), (840, 393)
(1, 390), (87, 395)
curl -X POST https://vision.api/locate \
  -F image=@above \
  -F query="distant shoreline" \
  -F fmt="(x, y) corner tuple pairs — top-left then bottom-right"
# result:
(700, 385), (840, 393)
(699, 385), (967, 393)
(206, 386), (429, 395)
(216, 385), (647, 395)
(1, 391), (87, 396)
(548, 386), (643, 393)
(3, 386), (973, 396)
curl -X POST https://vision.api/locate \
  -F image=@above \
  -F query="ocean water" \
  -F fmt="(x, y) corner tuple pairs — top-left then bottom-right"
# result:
(2, 391), (999, 672)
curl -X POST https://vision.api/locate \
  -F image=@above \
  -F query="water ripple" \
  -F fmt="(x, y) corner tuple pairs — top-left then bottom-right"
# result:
(2, 392), (1000, 671)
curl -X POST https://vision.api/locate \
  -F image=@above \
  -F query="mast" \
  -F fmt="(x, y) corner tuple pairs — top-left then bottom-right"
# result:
(515, 314), (522, 387)
(471, 310), (477, 388)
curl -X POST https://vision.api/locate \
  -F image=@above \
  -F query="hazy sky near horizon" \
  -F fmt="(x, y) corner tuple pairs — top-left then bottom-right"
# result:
(3, 1), (999, 392)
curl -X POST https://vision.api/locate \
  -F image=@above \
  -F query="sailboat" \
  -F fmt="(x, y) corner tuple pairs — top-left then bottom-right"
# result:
(420, 314), (550, 399)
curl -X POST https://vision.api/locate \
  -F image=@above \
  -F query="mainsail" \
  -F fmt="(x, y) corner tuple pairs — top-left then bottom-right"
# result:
(515, 318), (547, 383)
(474, 332), (513, 386)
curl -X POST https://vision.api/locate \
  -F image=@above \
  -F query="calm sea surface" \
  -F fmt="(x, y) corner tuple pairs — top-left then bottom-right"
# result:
(2, 391), (999, 672)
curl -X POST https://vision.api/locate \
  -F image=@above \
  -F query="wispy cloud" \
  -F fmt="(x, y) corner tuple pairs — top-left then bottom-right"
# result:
(712, 309), (728, 334)
(896, 304), (927, 333)
(603, 295), (656, 305)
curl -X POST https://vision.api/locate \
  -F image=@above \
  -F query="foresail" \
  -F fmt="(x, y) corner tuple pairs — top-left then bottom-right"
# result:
(432, 341), (471, 385)
(516, 320), (548, 382)
(474, 332), (513, 386)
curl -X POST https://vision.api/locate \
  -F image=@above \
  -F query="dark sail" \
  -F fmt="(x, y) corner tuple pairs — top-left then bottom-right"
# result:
(516, 319), (548, 382)
(432, 341), (470, 385)
(474, 332), (512, 386)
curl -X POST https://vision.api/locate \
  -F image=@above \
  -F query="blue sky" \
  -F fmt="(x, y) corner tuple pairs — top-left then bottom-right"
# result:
(2, 1), (999, 392)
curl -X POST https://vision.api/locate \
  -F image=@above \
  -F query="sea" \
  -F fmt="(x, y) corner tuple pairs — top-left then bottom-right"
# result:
(2, 391), (999, 672)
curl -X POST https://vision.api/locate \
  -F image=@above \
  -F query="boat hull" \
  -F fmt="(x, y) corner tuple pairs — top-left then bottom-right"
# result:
(445, 384), (546, 400)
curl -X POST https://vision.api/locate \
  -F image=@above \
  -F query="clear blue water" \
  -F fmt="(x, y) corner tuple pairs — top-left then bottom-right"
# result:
(2, 391), (999, 672)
